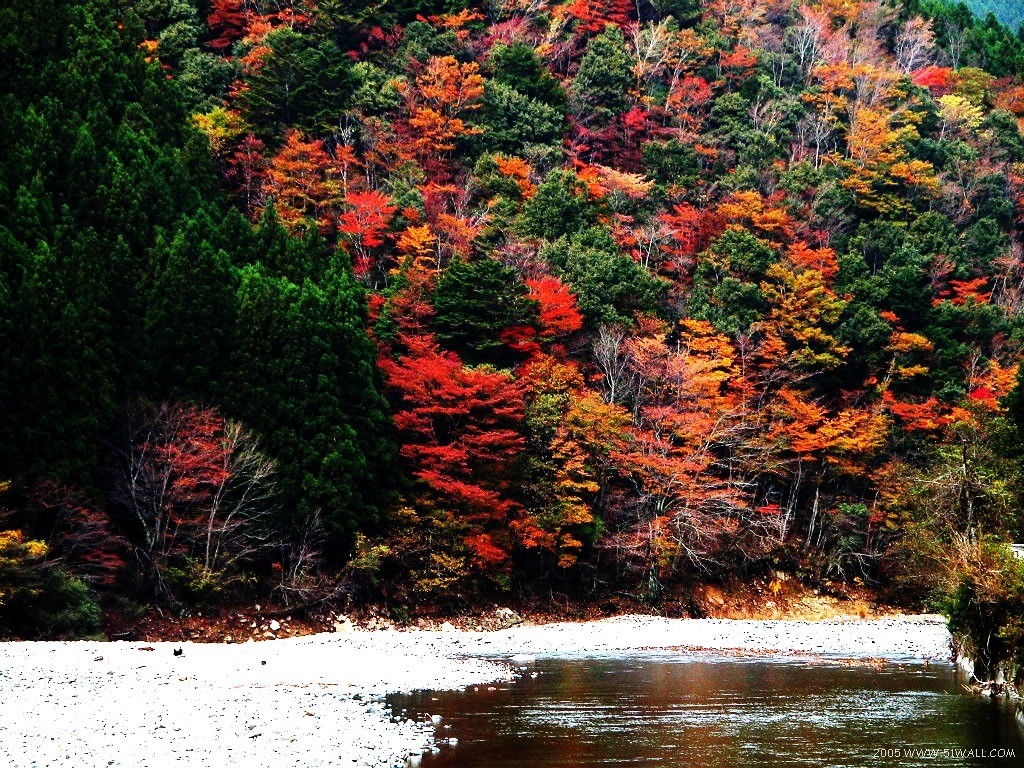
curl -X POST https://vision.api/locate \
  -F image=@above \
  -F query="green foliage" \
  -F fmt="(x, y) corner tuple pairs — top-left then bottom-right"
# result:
(0, 530), (101, 639)
(541, 227), (668, 326)
(642, 140), (702, 192)
(914, 0), (1024, 75)
(834, 303), (893, 386)
(239, 28), (357, 142)
(395, 20), (461, 64)
(942, 545), (1024, 682)
(0, 529), (48, 611)
(27, 569), (104, 640)
(347, 533), (392, 588)
(177, 48), (239, 113)
(520, 170), (598, 241)
(4, 239), (118, 482)
(486, 42), (566, 108)
(961, 1), (1024, 30)
(468, 81), (567, 156)
(350, 62), (403, 115)
(144, 214), (237, 401)
(0, 0), (219, 484)
(226, 259), (396, 551)
(570, 25), (632, 128)
(688, 230), (777, 336)
(432, 257), (538, 364)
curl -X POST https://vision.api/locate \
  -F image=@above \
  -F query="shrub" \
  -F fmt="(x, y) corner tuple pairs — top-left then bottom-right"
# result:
(28, 569), (103, 639)
(942, 541), (1024, 682)
(0, 531), (102, 639)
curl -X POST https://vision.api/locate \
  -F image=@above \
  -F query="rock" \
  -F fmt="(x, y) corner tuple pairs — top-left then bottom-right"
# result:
(439, 622), (456, 632)
(493, 607), (522, 629)
(334, 617), (354, 634)
(269, 619), (281, 632)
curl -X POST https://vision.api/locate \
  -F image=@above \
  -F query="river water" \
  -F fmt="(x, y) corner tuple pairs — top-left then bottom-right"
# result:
(392, 657), (1022, 767)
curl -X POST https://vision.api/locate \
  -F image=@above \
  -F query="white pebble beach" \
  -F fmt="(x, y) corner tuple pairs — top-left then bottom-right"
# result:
(0, 614), (953, 768)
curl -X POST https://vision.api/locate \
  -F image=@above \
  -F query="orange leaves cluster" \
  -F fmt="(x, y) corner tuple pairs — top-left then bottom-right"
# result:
(493, 156), (537, 199)
(839, 105), (939, 211)
(261, 130), (341, 235)
(933, 277), (992, 307)
(577, 164), (654, 201)
(716, 190), (794, 243)
(785, 241), (838, 281)
(765, 388), (888, 474)
(616, 318), (747, 525)
(395, 224), (439, 280)
(759, 261), (850, 372)
(401, 56), (485, 161)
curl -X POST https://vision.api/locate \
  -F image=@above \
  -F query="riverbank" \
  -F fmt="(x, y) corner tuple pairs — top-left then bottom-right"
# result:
(0, 615), (952, 768)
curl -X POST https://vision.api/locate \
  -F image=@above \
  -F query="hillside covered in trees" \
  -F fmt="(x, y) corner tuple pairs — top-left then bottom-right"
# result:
(3, 0), (1024, 675)
(961, 0), (1024, 32)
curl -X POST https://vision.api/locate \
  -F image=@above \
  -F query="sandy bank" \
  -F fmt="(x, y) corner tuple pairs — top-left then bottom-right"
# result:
(0, 615), (952, 767)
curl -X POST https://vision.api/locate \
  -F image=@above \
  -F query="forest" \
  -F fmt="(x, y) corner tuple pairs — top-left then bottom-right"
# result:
(962, 1), (1024, 31)
(2, 0), (1024, 677)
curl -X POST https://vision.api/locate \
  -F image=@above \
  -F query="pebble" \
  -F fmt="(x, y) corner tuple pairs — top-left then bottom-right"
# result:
(0, 616), (950, 767)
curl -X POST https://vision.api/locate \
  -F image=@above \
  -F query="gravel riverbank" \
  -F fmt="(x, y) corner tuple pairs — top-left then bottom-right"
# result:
(0, 615), (952, 767)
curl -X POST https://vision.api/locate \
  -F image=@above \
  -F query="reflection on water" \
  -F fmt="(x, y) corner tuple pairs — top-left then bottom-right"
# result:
(390, 657), (1023, 767)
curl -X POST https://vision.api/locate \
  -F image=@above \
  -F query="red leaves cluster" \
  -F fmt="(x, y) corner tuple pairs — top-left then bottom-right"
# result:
(142, 405), (232, 515)
(27, 483), (127, 587)
(339, 189), (397, 277)
(380, 335), (528, 566)
(527, 276), (584, 339)
(116, 403), (277, 598)
(556, 0), (634, 34)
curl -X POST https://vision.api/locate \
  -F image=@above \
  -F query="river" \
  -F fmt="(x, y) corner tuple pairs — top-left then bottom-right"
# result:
(392, 656), (1022, 767)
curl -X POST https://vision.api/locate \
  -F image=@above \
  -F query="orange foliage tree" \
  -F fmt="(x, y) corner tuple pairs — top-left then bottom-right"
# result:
(522, 356), (631, 568)
(399, 55), (485, 178)
(612, 318), (754, 575)
(261, 129), (341, 235)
